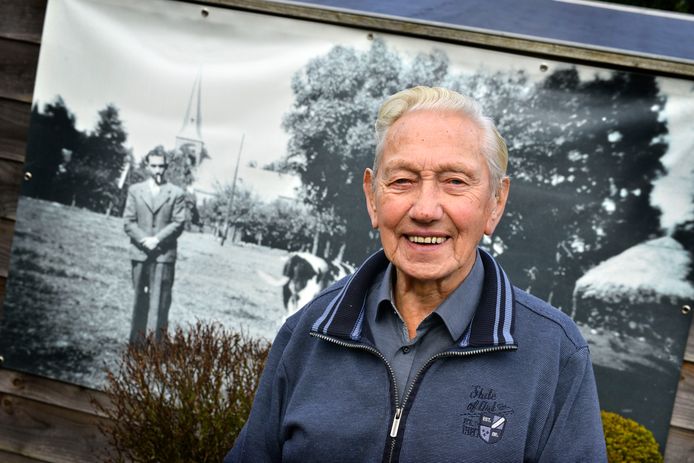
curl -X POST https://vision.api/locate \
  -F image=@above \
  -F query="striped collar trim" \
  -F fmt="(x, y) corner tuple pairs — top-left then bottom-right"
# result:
(311, 248), (516, 348)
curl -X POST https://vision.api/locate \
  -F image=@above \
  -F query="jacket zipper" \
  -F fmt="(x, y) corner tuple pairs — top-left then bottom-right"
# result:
(311, 332), (517, 462)
(310, 332), (402, 461)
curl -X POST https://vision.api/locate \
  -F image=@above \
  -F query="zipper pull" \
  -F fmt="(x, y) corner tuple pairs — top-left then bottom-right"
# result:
(390, 408), (403, 438)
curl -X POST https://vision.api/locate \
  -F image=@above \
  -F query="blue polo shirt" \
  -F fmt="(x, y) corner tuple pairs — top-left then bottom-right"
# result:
(365, 250), (484, 403)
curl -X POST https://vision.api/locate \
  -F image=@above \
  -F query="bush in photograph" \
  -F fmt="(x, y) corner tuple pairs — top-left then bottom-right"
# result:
(96, 322), (270, 463)
(601, 410), (662, 462)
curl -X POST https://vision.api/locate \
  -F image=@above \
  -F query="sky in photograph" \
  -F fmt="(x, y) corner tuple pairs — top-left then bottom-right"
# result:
(33, 0), (694, 230)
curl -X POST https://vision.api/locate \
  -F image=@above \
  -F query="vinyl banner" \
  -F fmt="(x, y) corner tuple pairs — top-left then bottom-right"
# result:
(1, 0), (692, 450)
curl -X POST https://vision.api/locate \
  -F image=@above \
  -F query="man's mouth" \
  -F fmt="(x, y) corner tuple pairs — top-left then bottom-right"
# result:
(407, 235), (448, 245)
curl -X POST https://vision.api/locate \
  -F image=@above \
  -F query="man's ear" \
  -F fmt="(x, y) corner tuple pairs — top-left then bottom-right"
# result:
(363, 168), (379, 229)
(484, 177), (510, 236)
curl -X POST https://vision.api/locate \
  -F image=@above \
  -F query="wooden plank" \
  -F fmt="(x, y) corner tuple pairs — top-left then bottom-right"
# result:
(0, 98), (31, 163)
(0, 159), (22, 220)
(0, 369), (109, 418)
(0, 393), (112, 463)
(665, 425), (694, 463)
(0, 39), (40, 104)
(671, 361), (694, 430)
(685, 318), (694, 363)
(0, 449), (48, 463)
(0, 218), (15, 278)
(0, 276), (6, 320)
(0, 0), (47, 43)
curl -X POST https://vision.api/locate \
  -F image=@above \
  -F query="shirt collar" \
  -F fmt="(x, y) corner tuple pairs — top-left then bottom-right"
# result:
(148, 177), (167, 190)
(369, 251), (484, 342)
(311, 248), (516, 349)
(434, 251), (484, 341)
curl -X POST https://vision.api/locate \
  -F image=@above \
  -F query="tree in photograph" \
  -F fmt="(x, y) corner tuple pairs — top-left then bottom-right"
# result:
(198, 182), (262, 244)
(22, 96), (83, 201)
(57, 104), (130, 214)
(673, 219), (694, 281)
(170, 143), (210, 188)
(166, 146), (207, 231)
(282, 39), (450, 263)
(239, 199), (319, 252)
(495, 69), (667, 310)
(262, 158), (293, 174)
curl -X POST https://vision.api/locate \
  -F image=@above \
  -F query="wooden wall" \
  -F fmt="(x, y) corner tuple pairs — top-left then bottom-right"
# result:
(0, 0), (692, 460)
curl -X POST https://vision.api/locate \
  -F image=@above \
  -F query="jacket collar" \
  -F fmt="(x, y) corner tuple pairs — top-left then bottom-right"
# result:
(141, 180), (173, 214)
(311, 248), (516, 349)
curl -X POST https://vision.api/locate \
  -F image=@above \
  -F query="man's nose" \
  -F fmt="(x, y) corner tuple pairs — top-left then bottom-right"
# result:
(408, 181), (444, 222)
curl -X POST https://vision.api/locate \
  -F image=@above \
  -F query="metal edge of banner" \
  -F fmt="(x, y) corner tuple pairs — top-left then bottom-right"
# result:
(191, 0), (694, 79)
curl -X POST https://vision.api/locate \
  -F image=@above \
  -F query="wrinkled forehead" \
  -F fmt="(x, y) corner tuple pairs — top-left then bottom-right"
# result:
(382, 111), (483, 158)
(388, 109), (480, 139)
(382, 110), (482, 155)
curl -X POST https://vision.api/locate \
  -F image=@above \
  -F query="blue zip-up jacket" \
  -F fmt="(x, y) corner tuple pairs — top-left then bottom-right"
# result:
(226, 249), (607, 462)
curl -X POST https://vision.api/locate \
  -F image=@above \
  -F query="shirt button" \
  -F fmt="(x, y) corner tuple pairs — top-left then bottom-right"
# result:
(402, 346), (410, 354)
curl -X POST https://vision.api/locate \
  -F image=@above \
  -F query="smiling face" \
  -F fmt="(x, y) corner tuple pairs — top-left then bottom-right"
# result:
(363, 109), (509, 291)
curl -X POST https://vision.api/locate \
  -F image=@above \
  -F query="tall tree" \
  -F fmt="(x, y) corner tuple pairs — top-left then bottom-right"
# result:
(63, 104), (130, 214)
(282, 39), (450, 263)
(496, 69), (667, 309)
(22, 97), (83, 200)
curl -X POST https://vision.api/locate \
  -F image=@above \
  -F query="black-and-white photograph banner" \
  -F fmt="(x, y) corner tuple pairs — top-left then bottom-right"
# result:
(0, 0), (692, 450)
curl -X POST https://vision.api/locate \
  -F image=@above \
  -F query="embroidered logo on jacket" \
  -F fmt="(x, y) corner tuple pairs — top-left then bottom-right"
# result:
(479, 413), (506, 444)
(461, 385), (513, 444)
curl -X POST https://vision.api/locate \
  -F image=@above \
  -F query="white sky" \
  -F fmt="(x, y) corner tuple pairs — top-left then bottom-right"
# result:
(34, 0), (693, 230)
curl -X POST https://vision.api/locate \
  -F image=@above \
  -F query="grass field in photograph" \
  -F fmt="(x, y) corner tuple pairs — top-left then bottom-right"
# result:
(0, 197), (288, 388)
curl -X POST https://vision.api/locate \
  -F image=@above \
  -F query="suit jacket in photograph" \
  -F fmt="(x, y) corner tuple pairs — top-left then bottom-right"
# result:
(123, 180), (186, 263)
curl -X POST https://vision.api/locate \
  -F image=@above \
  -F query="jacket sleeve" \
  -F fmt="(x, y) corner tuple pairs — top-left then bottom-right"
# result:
(537, 346), (607, 462)
(153, 189), (186, 243)
(224, 321), (295, 463)
(123, 186), (147, 242)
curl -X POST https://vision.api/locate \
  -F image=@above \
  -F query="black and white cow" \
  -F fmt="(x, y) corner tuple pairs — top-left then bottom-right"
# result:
(259, 252), (354, 318)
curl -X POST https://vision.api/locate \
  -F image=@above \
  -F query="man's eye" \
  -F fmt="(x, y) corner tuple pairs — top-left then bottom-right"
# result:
(393, 178), (412, 185)
(447, 178), (466, 185)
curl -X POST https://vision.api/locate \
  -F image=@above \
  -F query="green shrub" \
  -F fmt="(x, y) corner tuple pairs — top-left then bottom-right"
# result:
(602, 410), (663, 463)
(95, 322), (270, 463)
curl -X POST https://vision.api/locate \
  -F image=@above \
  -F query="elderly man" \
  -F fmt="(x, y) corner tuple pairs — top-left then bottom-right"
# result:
(226, 87), (606, 462)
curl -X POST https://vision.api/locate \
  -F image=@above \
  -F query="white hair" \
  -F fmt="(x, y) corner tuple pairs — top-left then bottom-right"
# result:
(373, 86), (508, 192)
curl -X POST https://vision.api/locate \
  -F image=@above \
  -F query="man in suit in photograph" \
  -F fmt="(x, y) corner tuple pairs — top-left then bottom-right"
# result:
(124, 148), (186, 344)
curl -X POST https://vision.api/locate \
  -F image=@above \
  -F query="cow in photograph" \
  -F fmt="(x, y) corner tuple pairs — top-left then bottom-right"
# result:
(259, 252), (355, 318)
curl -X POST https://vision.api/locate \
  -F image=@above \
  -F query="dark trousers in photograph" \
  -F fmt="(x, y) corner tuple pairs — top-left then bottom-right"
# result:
(129, 259), (175, 344)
